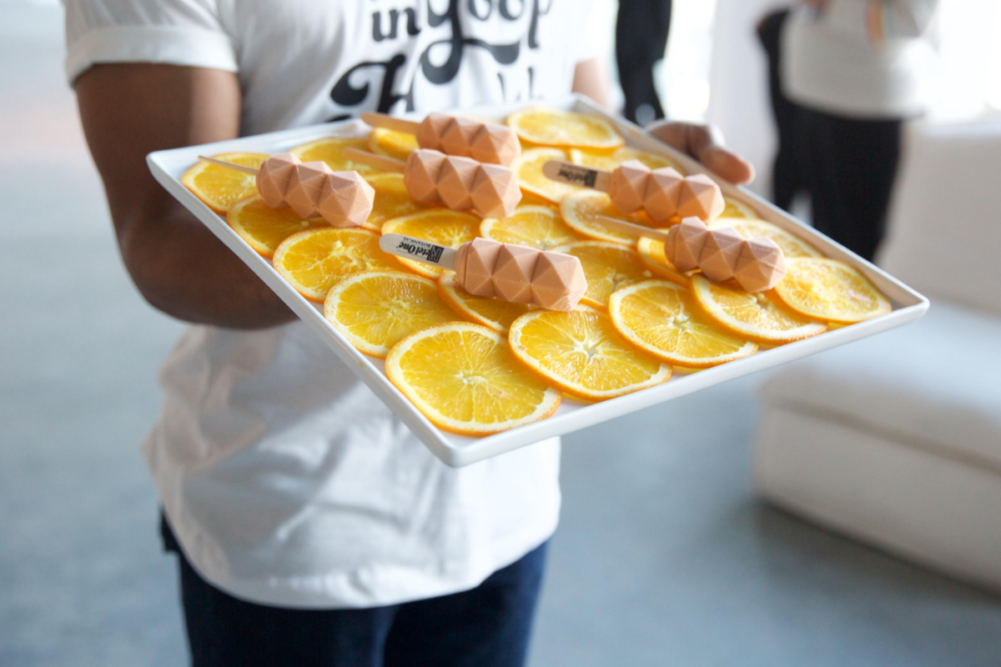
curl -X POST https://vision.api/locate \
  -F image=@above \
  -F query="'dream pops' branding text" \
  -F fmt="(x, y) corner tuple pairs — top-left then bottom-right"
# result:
(396, 237), (446, 264)
(329, 0), (554, 117)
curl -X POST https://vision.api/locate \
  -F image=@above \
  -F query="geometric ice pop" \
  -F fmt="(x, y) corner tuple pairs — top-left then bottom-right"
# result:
(199, 152), (375, 228)
(543, 159), (725, 223)
(379, 233), (587, 311)
(345, 148), (522, 219)
(594, 214), (787, 293)
(362, 111), (522, 166)
(665, 217), (786, 292)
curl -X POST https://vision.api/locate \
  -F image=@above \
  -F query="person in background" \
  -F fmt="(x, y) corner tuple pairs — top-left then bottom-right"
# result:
(64, 1), (751, 665)
(761, 0), (939, 261)
(617, 0), (673, 126)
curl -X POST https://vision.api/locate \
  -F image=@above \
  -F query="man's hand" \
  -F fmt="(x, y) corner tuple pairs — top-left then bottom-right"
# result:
(76, 63), (295, 330)
(646, 121), (755, 185)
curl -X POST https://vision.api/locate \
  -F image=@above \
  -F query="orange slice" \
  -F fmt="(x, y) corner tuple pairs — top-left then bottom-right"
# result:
(551, 240), (653, 308)
(507, 107), (625, 150)
(612, 146), (686, 173)
(636, 237), (689, 287)
(711, 218), (821, 259)
(511, 147), (580, 203)
(437, 272), (531, 334)
(569, 146), (685, 174)
(569, 148), (620, 171)
(721, 196), (759, 220)
(369, 127), (419, 161)
(691, 274), (828, 345)
(290, 136), (380, 174)
(227, 196), (328, 258)
(364, 173), (431, 232)
(381, 210), (481, 278)
(480, 205), (581, 250)
(608, 280), (757, 368)
(323, 271), (457, 358)
(560, 191), (651, 245)
(386, 322), (561, 435)
(508, 307), (671, 401)
(774, 258), (892, 323)
(273, 228), (400, 302)
(181, 152), (269, 213)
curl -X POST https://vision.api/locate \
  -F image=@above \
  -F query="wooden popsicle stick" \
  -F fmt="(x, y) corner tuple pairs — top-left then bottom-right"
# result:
(379, 233), (458, 271)
(197, 155), (259, 175)
(361, 112), (421, 136)
(541, 160), (611, 192)
(595, 216), (672, 243)
(344, 148), (406, 173)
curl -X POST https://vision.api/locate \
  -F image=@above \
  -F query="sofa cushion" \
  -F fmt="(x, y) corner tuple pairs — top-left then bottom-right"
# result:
(759, 298), (1001, 470)
(879, 118), (1001, 317)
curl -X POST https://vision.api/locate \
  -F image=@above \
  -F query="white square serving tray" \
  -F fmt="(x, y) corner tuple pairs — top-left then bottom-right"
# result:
(147, 95), (928, 467)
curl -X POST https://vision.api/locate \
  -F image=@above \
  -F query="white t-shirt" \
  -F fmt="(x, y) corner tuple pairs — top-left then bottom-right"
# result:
(782, 0), (939, 119)
(63, 0), (599, 609)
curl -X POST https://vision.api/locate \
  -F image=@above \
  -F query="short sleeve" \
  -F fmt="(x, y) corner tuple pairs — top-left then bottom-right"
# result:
(62, 0), (237, 84)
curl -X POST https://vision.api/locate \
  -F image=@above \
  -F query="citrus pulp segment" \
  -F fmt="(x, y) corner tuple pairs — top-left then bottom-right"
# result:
(480, 206), (582, 250)
(551, 241), (653, 308)
(369, 127), (419, 161)
(569, 148), (620, 171)
(363, 173), (431, 231)
(323, 272), (457, 358)
(691, 274), (828, 344)
(437, 272), (532, 333)
(380, 210), (481, 278)
(608, 280), (757, 367)
(721, 196), (759, 220)
(272, 228), (401, 301)
(511, 147), (580, 203)
(181, 152), (269, 213)
(774, 258), (892, 323)
(612, 146), (685, 173)
(228, 196), (328, 257)
(636, 237), (690, 287)
(290, 137), (380, 174)
(560, 191), (648, 245)
(385, 322), (561, 436)
(710, 218), (821, 258)
(508, 307), (671, 401)
(507, 108), (624, 150)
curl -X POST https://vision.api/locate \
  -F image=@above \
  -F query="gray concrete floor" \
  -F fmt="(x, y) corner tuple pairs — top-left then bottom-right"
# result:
(1, 4), (999, 666)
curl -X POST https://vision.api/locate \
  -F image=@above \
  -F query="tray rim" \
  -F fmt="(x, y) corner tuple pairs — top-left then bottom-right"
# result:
(147, 94), (929, 467)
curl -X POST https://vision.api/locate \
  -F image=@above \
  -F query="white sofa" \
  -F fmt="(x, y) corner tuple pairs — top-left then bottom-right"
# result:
(752, 115), (1001, 593)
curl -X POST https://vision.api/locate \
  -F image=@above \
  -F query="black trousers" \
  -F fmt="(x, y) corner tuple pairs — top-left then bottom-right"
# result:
(162, 516), (548, 667)
(616, 0), (673, 125)
(758, 8), (903, 262)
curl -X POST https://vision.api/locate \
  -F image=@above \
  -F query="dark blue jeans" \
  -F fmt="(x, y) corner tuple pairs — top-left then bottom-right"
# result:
(161, 516), (548, 667)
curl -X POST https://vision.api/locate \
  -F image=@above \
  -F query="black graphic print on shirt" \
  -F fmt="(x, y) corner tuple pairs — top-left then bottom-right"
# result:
(329, 0), (557, 118)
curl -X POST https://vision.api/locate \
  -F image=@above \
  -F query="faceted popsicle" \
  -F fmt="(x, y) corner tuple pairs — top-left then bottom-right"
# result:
(734, 236), (786, 292)
(492, 244), (541, 304)
(607, 159), (651, 214)
(698, 226), (745, 282)
(531, 251), (587, 311)
(643, 166), (685, 222)
(436, 155), (480, 210)
(470, 163), (522, 218)
(316, 171), (375, 228)
(285, 161), (332, 219)
(256, 152), (300, 209)
(677, 174), (725, 222)
(404, 149), (446, 203)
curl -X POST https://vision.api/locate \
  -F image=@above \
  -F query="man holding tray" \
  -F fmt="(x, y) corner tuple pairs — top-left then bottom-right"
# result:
(63, 1), (753, 665)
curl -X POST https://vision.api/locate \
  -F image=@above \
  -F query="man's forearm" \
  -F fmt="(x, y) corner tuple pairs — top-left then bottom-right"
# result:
(120, 204), (294, 329)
